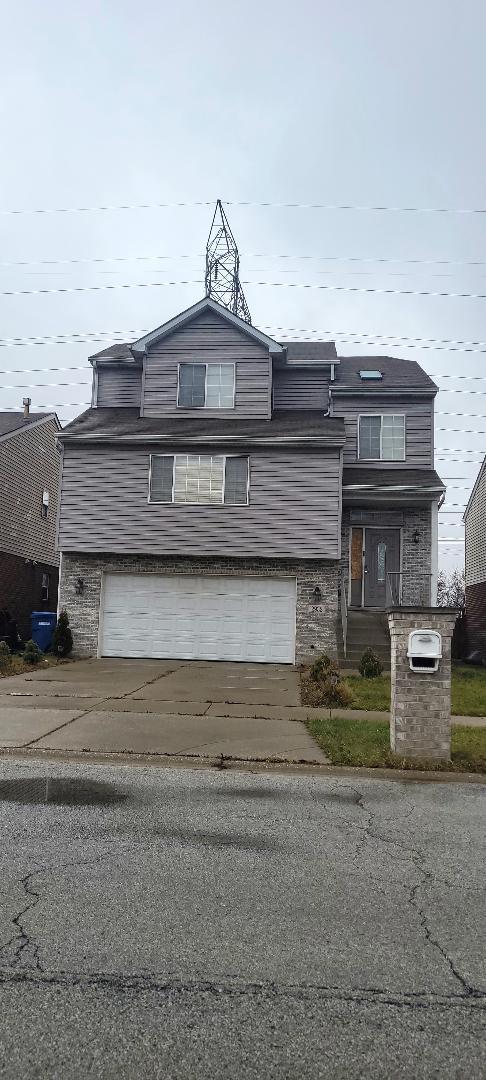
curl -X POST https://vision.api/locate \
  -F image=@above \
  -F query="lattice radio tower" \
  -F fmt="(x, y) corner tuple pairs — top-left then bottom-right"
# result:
(205, 199), (252, 324)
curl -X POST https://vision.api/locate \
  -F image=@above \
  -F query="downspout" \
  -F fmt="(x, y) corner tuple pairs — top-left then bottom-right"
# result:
(430, 496), (443, 606)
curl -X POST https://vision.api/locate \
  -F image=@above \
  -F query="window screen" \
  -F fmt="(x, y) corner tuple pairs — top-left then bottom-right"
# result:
(224, 456), (248, 504)
(178, 364), (206, 408)
(359, 416), (381, 459)
(150, 455), (174, 501)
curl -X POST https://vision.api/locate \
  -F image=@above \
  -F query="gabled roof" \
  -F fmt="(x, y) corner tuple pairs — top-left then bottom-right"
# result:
(464, 454), (486, 521)
(0, 411), (60, 442)
(58, 407), (345, 447)
(129, 297), (286, 358)
(334, 356), (437, 393)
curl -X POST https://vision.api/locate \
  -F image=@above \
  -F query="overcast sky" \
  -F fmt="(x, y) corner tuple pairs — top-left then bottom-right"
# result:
(2, 0), (486, 571)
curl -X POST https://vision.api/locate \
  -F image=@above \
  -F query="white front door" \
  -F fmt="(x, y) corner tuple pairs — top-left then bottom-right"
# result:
(100, 573), (297, 664)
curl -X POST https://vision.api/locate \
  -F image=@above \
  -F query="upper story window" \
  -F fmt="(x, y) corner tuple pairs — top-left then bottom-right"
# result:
(149, 454), (248, 505)
(358, 414), (405, 461)
(177, 363), (235, 409)
(41, 490), (49, 519)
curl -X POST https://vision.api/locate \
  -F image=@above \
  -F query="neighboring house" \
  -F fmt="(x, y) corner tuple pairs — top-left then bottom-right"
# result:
(464, 455), (486, 660)
(56, 297), (444, 665)
(0, 408), (61, 640)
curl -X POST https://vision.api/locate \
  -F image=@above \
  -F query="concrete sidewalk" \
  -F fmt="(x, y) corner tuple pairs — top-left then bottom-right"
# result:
(0, 659), (327, 764)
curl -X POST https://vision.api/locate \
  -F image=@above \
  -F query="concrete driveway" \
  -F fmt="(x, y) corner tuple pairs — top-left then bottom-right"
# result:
(0, 658), (326, 763)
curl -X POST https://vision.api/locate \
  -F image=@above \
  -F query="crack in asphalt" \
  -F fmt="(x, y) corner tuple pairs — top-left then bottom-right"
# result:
(0, 966), (484, 1011)
(340, 783), (482, 999)
(0, 867), (46, 972)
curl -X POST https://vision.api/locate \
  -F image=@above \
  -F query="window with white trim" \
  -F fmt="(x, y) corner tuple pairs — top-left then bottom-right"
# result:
(41, 489), (49, 519)
(358, 414), (405, 461)
(177, 363), (235, 409)
(149, 454), (249, 505)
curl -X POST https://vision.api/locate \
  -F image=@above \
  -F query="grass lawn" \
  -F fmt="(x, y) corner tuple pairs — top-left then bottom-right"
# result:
(300, 660), (486, 712)
(0, 654), (64, 679)
(320, 664), (486, 717)
(306, 714), (486, 773)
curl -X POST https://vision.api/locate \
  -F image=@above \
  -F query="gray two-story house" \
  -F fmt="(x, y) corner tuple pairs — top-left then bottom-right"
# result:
(56, 297), (445, 665)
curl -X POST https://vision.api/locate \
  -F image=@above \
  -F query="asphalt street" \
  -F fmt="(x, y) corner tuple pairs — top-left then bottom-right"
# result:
(0, 759), (484, 1079)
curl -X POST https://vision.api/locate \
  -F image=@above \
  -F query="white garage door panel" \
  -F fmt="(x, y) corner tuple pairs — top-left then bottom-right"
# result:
(100, 574), (296, 663)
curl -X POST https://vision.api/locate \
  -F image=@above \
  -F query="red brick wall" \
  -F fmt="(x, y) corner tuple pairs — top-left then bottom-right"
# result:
(0, 551), (59, 640)
(465, 582), (486, 658)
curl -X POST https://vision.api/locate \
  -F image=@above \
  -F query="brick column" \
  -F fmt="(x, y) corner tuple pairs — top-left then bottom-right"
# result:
(387, 608), (458, 761)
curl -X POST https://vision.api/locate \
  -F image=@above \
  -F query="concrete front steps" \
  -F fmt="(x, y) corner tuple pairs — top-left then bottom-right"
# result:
(340, 609), (391, 672)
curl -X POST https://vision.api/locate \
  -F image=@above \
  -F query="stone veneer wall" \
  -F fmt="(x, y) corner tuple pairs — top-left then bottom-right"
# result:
(59, 553), (340, 664)
(387, 608), (458, 761)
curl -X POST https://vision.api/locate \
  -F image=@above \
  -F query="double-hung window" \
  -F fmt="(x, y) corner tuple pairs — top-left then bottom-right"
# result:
(177, 363), (235, 409)
(150, 454), (249, 505)
(358, 414), (405, 461)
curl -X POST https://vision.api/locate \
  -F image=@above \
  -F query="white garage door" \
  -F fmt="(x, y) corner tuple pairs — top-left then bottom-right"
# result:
(100, 573), (296, 664)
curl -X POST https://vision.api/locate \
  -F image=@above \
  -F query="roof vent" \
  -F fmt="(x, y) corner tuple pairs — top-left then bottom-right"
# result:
(359, 370), (383, 380)
(23, 397), (31, 417)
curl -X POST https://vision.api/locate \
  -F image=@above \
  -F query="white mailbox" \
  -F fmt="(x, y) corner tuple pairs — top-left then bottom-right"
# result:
(407, 630), (442, 673)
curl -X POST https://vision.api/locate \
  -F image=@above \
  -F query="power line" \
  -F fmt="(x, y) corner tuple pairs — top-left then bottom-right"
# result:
(3, 197), (486, 216)
(4, 250), (486, 273)
(0, 200), (213, 217)
(225, 200), (486, 216)
(4, 275), (486, 302)
(4, 325), (486, 359)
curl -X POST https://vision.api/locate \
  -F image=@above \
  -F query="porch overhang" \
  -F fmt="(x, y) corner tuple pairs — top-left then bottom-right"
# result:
(342, 467), (445, 505)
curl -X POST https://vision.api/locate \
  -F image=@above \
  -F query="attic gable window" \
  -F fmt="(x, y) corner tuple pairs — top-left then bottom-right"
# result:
(149, 454), (249, 505)
(177, 363), (235, 409)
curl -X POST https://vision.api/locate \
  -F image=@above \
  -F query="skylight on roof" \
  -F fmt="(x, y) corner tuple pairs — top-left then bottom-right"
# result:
(359, 369), (383, 380)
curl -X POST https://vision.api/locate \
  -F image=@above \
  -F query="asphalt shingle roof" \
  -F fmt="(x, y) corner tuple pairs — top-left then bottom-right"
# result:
(335, 356), (437, 392)
(343, 467), (445, 490)
(60, 408), (345, 445)
(0, 412), (55, 437)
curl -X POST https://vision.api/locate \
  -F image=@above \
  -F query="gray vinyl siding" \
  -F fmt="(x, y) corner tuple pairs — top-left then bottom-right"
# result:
(465, 462), (486, 586)
(58, 443), (341, 559)
(96, 365), (142, 408)
(272, 368), (330, 410)
(142, 310), (271, 419)
(0, 417), (60, 565)
(333, 395), (434, 467)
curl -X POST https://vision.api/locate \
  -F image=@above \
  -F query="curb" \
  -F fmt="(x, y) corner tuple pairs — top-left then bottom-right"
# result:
(0, 746), (484, 784)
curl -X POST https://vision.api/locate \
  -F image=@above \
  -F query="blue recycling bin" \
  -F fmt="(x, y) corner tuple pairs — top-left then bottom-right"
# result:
(31, 611), (57, 652)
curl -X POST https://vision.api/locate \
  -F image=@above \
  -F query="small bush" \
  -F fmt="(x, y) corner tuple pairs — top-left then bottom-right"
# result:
(0, 641), (11, 671)
(52, 610), (73, 658)
(310, 653), (333, 681)
(23, 639), (43, 665)
(359, 648), (383, 679)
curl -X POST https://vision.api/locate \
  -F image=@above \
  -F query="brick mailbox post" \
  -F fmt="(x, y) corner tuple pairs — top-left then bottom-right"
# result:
(387, 608), (459, 761)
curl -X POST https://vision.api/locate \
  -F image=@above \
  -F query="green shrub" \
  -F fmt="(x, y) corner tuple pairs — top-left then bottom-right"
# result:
(23, 639), (43, 665)
(359, 648), (383, 679)
(52, 610), (73, 658)
(0, 641), (11, 671)
(310, 653), (333, 681)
